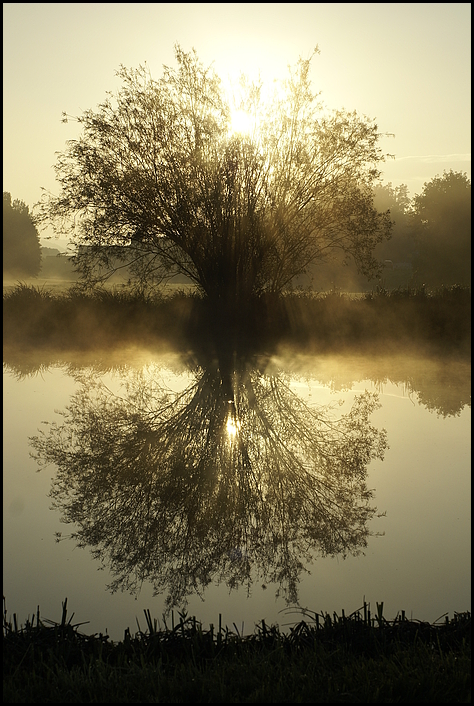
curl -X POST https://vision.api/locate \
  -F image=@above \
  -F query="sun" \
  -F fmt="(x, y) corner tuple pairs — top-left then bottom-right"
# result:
(229, 107), (254, 137)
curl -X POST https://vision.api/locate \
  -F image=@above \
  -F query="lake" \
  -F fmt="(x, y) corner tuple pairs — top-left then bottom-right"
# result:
(3, 346), (470, 641)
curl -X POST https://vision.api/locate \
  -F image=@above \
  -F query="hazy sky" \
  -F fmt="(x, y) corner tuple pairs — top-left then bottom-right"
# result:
(3, 3), (471, 247)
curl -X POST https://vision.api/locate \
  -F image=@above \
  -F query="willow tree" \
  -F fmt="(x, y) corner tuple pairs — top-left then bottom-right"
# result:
(35, 45), (391, 310)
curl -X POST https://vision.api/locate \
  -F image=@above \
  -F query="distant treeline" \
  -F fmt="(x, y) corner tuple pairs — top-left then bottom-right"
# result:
(3, 284), (470, 357)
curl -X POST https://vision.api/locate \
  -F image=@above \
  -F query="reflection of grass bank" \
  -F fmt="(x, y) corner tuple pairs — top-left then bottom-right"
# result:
(3, 284), (471, 355)
(3, 599), (470, 703)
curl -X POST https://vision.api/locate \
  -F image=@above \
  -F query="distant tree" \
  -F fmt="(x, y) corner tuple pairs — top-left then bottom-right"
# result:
(3, 192), (42, 277)
(411, 170), (471, 286)
(35, 45), (392, 313)
(372, 182), (415, 264)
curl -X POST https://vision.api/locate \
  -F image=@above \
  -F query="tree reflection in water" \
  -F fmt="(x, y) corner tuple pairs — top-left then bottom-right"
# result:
(30, 346), (388, 612)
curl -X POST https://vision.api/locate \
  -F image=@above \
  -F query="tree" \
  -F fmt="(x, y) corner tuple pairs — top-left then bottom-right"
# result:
(372, 182), (415, 264)
(35, 45), (392, 312)
(3, 192), (42, 277)
(411, 170), (471, 287)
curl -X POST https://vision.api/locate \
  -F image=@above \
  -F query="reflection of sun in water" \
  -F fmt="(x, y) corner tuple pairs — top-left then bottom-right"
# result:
(226, 415), (241, 437)
(226, 405), (241, 438)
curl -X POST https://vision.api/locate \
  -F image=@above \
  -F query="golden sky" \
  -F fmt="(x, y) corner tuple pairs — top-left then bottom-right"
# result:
(3, 3), (471, 246)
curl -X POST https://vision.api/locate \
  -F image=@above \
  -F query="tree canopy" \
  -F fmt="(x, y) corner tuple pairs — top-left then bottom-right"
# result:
(3, 192), (42, 278)
(411, 170), (471, 286)
(35, 45), (392, 306)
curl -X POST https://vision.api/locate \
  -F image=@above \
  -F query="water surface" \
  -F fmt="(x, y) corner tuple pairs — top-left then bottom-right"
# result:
(3, 348), (470, 640)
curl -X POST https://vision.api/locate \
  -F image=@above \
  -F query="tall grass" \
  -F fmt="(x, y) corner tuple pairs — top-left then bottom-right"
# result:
(280, 284), (471, 354)
(2, 283), (197, 352)
(3, 598), (470, 703)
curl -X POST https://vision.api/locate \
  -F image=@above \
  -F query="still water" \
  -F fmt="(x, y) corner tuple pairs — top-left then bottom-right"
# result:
(3, 347), (470, 641)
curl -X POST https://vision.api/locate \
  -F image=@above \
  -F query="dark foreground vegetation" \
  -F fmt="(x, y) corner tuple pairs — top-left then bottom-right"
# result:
(3, 599), (470, 703)
(2, 283), (471, 358)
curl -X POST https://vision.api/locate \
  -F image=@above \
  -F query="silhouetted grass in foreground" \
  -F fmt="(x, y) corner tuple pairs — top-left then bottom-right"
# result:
(2, 283), (471, 356)
(3, 598), (470, 703)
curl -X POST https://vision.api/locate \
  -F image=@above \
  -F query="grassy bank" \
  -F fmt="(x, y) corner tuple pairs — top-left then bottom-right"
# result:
(3, 284), (471, 357)
(279, 284), (471, 355)
(3, 600), (470, 703)
(2, 284), (195, 353)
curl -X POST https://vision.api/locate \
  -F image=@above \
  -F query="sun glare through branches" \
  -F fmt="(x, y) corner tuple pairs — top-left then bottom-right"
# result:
(229, 107), (254, 137)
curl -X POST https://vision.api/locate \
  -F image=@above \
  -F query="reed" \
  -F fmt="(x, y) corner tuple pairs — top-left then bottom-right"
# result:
(3, 598), (470, 703)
